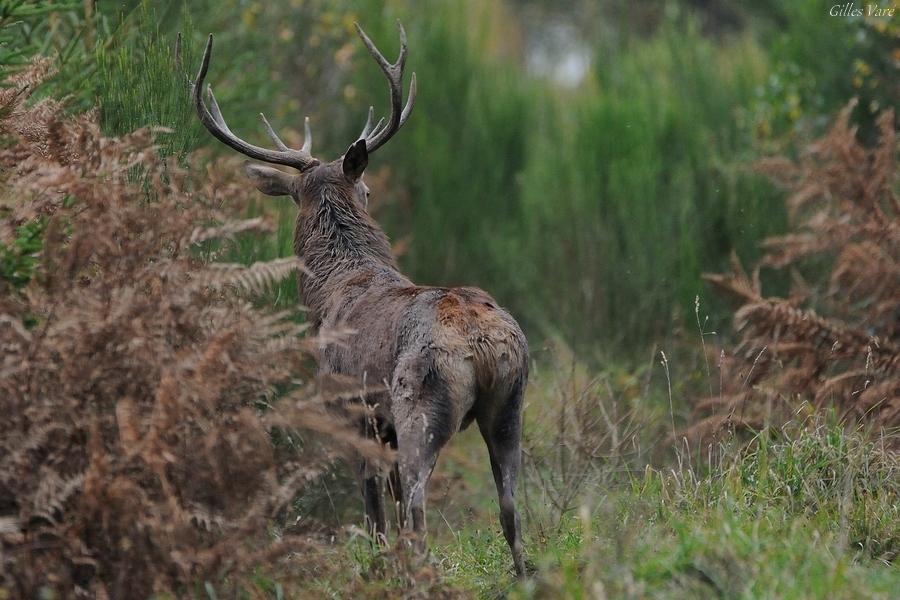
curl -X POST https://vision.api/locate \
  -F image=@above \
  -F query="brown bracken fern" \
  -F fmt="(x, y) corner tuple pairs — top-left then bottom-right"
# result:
(689, 100), (898, 441)
(0, 59), (388, 598)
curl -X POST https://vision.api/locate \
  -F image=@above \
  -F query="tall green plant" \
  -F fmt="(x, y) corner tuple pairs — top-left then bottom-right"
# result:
(92, 2), (200, 157)
(514, 19), (784, 348)
(84, 0), (796, 354)
(0, 0), (75, 67)
(359, 5), (785, 350)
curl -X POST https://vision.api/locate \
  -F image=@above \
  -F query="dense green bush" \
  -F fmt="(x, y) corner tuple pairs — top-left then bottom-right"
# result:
(361, 5), (785, 350)
(23, 0), (887, 354)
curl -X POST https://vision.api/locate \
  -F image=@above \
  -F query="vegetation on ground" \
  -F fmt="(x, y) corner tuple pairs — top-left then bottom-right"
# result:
(692, 100), (898, 441)
(1, 0), (897, 598)
(22, 0), (895, 351)
(0, 59), (386, 597)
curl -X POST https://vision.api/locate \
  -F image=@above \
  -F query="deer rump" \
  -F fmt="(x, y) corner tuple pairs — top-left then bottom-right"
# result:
(321, 281), (529, 443)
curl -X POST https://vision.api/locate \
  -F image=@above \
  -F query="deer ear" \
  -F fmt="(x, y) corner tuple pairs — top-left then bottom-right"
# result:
(244, 163), (294, 197)
(342, 139), (368, 182)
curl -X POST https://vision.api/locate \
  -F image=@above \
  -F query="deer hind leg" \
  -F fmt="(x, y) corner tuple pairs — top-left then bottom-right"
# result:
(478, 384), (527, 577)
(395, 429), (439, 550)
(393, 404), (451, 551)
(391, 359), (455, 551)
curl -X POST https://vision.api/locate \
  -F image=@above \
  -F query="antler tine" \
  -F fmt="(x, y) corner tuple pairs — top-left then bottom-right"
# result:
(192, 34), (318, 170)
(359, 106), (374, 139)
(205, 85), (233, 134)
(400, 72), (416, 123)
(259, 113), (290, 151)
(368, 116), (386, 140)
(259, 113), (313, 154)
(358, 106), (386, 142)
(353, 21), (417, 154)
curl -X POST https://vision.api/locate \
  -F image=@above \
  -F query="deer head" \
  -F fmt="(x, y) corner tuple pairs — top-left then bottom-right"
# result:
(192, 22), (416, 210)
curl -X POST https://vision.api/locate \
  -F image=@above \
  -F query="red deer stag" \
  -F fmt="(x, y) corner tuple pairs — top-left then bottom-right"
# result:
(192, 22), (529, 576)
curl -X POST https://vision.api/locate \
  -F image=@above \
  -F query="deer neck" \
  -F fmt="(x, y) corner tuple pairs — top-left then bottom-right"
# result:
(293, 191), (404, 323)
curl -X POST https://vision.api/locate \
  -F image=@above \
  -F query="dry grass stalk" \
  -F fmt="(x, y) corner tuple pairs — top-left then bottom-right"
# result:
(688, 101), (899, 442)
(521, 341), (643, 534)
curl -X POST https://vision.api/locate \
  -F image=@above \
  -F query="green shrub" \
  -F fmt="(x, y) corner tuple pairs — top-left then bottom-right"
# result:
(87, 0), (882, 356)
(0, 217), (45, 293)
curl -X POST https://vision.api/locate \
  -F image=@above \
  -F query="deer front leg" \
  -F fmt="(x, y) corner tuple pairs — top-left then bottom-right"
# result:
(356, 457), (387, 546)
(356, 408), (390, 546)
(383, 429), (405, 536)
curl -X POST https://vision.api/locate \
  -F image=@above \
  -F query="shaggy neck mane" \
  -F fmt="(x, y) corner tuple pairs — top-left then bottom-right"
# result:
(294, 187), (403, 321)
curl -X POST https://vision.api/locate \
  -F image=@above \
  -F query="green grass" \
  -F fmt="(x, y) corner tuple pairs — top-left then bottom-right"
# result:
(258, 395), (896, 599)
(430, 422), (900, 599)
(255, 419), (898, 599)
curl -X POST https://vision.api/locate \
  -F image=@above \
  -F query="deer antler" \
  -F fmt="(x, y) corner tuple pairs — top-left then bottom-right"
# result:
(192, 35), (318, 171)
(354, 21), (417, 154)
